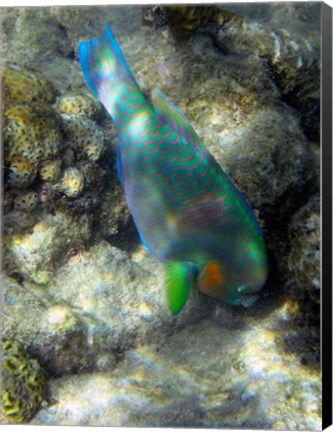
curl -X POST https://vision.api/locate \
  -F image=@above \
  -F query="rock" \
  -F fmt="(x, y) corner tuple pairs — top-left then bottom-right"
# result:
(2, 8), (74, 69)
(5, 211), (90, 284)
(205, 104), (312, 210)
(33, 310), (321, 429)
(3, 240), (210, 378)
(2, 276), (96, 377)
(47, 241), (210, 350)
(287, 195), (320, 305)
(214, 2), (320, 142)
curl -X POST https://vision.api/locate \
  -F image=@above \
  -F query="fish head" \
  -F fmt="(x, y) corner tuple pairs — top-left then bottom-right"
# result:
(197, 260), (234, 301)
(197, 240), (268, 306)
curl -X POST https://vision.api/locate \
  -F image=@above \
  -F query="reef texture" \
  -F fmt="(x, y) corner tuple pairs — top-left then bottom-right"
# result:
(5, 212), (91, 284)
(287, 195), (320, 306)
(1, 338), (47, 423)
(32, 312), (321, 429)
(2, 63), (116, 245)
(1, 3), (321, 428)
(3, 243), (210, 378)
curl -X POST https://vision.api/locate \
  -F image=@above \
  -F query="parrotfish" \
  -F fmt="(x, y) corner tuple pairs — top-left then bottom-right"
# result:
(79, 25), (268, 315)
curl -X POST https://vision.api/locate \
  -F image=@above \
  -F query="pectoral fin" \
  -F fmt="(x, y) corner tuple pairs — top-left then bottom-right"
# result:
(164, 262), (199, 315)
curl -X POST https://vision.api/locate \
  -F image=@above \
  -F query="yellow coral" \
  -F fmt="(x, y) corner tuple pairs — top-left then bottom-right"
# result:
(3, 65), (63, 191)
(2, 64), (55, 104)
(54, 167), (84, 198)
(4, 105), (63, 188)
(55, 93), (101, 119)
(2, 338), (47, 423)
(7, 155), (37, 188)
(64, 117), (107, 161)
(39, 159), (62, 182)
(14, 191), (39, 212)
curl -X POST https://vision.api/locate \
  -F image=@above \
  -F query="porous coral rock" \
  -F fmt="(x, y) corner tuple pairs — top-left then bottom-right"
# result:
(2, 63), (56, 105)
(14, 191), (39, 212)
(52, 167), (84, 198)
(63, 117), (107, 161)
(6, 155), (37, 189)
(3, 66), (63, 190)
(39, 159), (62, 182)
(4, 105), (62, 163)
(1, 338), (47, 423)
(55, 93), (103, 119)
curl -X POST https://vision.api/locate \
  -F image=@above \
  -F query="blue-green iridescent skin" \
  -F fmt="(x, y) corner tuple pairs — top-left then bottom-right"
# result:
(79, 25), (268, 310)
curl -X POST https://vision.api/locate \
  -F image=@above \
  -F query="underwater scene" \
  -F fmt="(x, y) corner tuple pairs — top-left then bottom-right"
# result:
(1, 2), (321, 429)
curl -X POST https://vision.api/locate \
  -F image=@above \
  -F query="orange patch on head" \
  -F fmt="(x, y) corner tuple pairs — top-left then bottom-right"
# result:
(204, 261), (225, 287)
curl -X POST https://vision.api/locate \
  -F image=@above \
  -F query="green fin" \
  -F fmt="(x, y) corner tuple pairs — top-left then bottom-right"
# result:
(151, 87), (205, 149)
(164, 261), (198, 315)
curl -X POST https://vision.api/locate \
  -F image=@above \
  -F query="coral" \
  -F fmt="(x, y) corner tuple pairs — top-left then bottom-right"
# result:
(2, 338), (47, 423)
(39, 159), (62, 182)
(55, 93), (102, 119)
(3, 65), (63, 190)
(63, 117), (107, 161)
(4, 104), (63, 163)
(6, 155), (37, 189)
(53, 167), (85, 198)
(14, 191), (39, 212)
(2, 63), (56, 105)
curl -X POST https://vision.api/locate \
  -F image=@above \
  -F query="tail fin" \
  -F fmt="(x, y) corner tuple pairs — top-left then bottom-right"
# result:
(79, 25), (139, 117)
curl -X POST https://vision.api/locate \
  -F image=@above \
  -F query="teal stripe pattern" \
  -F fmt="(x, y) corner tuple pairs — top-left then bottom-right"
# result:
(79, 25), (268, 309)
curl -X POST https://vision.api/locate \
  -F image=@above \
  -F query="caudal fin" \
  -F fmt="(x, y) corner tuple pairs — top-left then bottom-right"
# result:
(79, 25), (138, 115)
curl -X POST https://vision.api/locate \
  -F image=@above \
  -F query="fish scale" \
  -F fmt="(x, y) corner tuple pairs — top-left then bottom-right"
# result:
(80, 25), (268, 314)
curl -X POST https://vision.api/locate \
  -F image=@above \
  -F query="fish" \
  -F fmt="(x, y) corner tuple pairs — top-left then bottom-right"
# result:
(79, 25), (268, 315)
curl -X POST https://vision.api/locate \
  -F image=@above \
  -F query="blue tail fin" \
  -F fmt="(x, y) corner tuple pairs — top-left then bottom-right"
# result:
(79, 25), (138, 114)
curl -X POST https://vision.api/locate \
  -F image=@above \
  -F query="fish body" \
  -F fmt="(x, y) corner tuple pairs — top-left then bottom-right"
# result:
(79, 25), (268, 314)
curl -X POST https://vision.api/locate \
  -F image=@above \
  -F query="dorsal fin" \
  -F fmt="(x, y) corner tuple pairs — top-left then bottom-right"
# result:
(151, 87), (204, 149)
